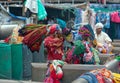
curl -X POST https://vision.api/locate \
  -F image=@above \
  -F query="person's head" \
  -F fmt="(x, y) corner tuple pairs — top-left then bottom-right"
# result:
(95, 23), (103, 34)
(79, 27), (91, 41)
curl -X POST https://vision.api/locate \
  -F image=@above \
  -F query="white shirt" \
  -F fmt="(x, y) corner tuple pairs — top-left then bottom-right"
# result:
(95, 31), (112, 44)
(25, 0), (38, 13)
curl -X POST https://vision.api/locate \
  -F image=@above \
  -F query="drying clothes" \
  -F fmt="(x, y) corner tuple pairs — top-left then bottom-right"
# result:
(44, 35), (64, 60)
(37, 0), (47, 20)
(74, 8), (82, 29)
(82, 8), (96, 30)
(25, 0), (38, 13)
(44, 60), (65, 83)
(25, 0), (47, 20)
(111, 11), (120, 23)
(96, 12), (110, 29)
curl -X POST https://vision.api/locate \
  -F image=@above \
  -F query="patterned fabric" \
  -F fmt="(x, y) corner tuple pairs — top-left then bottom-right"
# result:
(44, 35), (64, 60)
(74, 8), (82, 29)
(96, 12), (110, 29)
(91, 47), (100, 65)
(22, 25), (47, 52)
(44, 60), (65, 83)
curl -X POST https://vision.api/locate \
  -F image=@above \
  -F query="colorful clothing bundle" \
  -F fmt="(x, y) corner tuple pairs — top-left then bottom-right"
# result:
(44, 35), (64, 60)
(44, 60), (65, 83)
(79, 68), (120, 83)
(78, 25), (95, 41)
(19, 24), (45, 36)
(65, 40), (100, 64)
(44, 24), (63, 60)
(19, 24), (47, 52)
(79, 27), (91, 37)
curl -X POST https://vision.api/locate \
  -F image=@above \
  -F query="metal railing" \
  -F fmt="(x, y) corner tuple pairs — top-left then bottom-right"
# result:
(0, 1), (22, 7)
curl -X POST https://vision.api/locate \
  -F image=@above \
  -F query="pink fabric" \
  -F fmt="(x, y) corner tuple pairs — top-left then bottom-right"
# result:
(83, 41), (93, 62)
(111, 12), (120, 23)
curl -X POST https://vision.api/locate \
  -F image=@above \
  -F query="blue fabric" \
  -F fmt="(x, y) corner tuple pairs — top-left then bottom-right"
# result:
(80, 72), (98, 83)
(80, 75), (93, 83)
(57, 18), (66, 29)
(90, 4), (120, 12)
(96, 13), (110, 29)
(74, 8), (82, 29)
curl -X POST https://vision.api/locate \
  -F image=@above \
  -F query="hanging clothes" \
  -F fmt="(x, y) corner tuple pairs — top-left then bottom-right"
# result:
(74, 8), (83, 29)
(111, 11), (120, 23)
(25, 0), (38, 13)
(82, 8), (96, 31)
(109, 11), (120, 39)
(25, 0), (47, 20)
(96, 12), (110, 29)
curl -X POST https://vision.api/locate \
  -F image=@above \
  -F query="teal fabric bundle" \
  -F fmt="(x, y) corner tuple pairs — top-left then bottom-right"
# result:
(73, 40), (85, 55)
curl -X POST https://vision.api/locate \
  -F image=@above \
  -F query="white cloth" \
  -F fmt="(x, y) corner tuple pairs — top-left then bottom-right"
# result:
(25, 0), (38, 13)
(95, 31), (112, 45)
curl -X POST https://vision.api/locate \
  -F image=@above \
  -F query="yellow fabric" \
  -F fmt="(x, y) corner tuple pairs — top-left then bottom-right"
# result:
(65, 33), (73, 42)
(10, 26), (23, 44)
(113, 73), (120, 83)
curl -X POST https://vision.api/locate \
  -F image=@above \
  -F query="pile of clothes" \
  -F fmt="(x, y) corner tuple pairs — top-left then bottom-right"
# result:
(79, 68), (120, 83)
(64, 26), (100, 65)
(19, 24), (47, 52)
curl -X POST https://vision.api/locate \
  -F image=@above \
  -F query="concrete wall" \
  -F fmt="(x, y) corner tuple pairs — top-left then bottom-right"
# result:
(31, 59), (119, 83)
(72, 59), (119, 83)
(0, 79), (41, 83)
(31, 63), (105, 83)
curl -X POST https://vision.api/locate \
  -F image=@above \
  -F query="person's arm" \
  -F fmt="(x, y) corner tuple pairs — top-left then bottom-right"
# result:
(104, 33), (112, 44)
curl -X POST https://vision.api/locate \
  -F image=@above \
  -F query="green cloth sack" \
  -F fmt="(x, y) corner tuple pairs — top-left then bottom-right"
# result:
(73, 40), (85, 55)
(0, 43), (12, 79)
(11, 44), (23, 80)
(37, 0), (47, 20)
